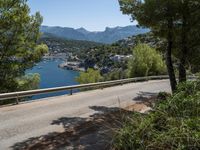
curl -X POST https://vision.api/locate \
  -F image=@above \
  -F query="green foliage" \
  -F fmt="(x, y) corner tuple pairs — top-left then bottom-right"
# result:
(0, 0), (48, 93)
(40, 35), (102, 59)
(103, 69), (128, 81)
(117, 32), (166, 53)
(84, 33), (167, 80)
(159, 80), (200, 118)
(0, 73), (40, 105)
(157, 92), (171, 101)
(119, 0), (200, 88)
(33, 44), (48, 62)
(16, 73), (40, 91)
(84, 44), (131, 69)
(119, 0), (180, 38)
(113, 79), (200, 150)
(76, 69), (103, 84)
(120, 0), (179, 91)
(128, 44), (166, 77)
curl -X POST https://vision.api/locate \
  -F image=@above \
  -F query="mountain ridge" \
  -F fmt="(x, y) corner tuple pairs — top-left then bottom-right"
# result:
(40, 25), (149, 44)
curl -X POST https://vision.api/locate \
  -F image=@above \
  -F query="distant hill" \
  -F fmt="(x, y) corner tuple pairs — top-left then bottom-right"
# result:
(39, 33), (102, 59)
(40, 25), (149, 44)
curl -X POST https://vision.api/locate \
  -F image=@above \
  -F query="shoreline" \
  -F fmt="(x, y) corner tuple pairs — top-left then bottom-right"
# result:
(58, 61), (85, 72)
(42, 54), (85, 72)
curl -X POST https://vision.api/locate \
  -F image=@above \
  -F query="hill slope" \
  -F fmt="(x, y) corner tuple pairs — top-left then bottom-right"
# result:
(39, 33), (102, 59)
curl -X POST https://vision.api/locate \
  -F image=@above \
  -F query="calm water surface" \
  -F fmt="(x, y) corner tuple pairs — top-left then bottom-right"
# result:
(26, 59), (80, 99)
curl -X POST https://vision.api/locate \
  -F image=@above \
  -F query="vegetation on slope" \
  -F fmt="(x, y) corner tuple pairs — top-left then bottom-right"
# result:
(40, 33), (102, 59)
(113, 78), (200, 150)
(84, 45), (131, 70)
(76, 43), (166, 84)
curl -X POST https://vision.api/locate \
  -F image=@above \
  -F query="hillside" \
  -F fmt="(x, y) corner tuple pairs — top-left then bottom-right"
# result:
(116, 32), (165, 50)
(40, 25), (149, 44)
(39, 33), (102, 59)
(82, 32), (165, 77)
(39, 32), (164, 77)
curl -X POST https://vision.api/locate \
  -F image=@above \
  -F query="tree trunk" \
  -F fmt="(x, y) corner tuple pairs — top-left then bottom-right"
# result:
(166, 18), (177, 93)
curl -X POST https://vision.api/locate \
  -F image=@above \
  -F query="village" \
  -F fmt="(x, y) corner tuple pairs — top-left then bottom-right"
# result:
(42, 38), (133, 72)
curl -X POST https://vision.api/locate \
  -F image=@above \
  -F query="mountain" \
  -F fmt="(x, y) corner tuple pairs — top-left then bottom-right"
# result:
(76, 27), (90, 34)
(40, 25), (149, 44)
(40, 26), (86, 41)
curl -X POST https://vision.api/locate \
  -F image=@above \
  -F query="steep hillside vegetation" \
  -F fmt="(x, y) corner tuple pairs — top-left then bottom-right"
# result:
(39, 33), (102, 59)
(83, 32), (164, 69)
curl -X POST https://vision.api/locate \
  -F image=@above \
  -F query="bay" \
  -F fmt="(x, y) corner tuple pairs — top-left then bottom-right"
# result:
(26, 59), (80, 99)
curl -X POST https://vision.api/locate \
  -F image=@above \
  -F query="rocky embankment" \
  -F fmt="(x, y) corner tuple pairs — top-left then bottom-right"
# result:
(58, 62), (85, 71)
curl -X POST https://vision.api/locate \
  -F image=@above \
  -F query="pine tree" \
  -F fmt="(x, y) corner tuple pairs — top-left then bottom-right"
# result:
(0, 0), (48, 93)
(119, 0), (178, 92)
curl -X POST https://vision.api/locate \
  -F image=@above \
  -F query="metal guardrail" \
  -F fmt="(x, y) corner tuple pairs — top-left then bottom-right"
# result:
(0, 75), (169, 104)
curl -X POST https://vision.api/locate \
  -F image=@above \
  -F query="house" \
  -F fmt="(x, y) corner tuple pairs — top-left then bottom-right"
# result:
(110, 55), (133, 62)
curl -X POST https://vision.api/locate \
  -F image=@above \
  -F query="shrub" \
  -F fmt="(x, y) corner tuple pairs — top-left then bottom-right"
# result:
(16, 73), (40, 91)
(0, 74), (40, 105)
(76, 68), (103, 84)
(103, 69), (129, 81)
(128, 44), (166, 77)
(113, 79), (200, 150)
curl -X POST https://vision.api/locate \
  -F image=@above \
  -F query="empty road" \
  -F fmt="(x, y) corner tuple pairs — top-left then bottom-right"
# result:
(0, 80), (170, 149)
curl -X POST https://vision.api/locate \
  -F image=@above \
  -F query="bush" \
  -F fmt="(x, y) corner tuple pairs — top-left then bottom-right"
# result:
(103, 69), (129, 81)
(0, 74), (40, 105)
(16, 73), (40, 91)
(76, 68), (103, 84)
(128, 44), (166, 77)
(113, 79), (200, 150)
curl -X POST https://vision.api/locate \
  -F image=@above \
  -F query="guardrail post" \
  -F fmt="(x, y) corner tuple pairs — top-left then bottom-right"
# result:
(70, 89), (73, 95)
(16, 95), (19, 105)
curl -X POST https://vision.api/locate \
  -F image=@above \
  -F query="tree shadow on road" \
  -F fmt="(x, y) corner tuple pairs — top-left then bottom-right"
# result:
(11, 106), (133, 150)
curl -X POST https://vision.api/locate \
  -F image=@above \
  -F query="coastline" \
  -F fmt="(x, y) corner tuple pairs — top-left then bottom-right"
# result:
(58, 61), (85, 72)
(43, 53), (85, 72)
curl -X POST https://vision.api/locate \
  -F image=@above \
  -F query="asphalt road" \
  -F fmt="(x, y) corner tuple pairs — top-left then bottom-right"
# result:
(0, 80), (170, 149)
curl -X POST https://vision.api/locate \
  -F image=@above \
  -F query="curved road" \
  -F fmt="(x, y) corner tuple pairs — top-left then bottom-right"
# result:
(0, 80), (170, 149)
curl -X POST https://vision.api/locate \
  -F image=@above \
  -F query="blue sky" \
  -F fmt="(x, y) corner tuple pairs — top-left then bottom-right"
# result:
(28, 0), (136, 31)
